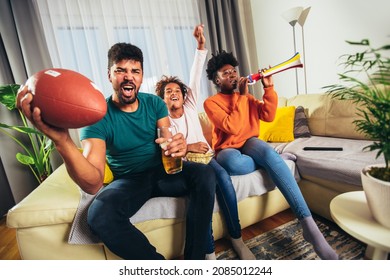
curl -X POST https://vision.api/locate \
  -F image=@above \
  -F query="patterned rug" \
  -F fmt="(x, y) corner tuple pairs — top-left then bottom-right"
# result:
(217, 215), (366, 260)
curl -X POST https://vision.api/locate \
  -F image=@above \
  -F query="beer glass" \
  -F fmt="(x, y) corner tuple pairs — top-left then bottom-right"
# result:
(157, 126), (183, 174)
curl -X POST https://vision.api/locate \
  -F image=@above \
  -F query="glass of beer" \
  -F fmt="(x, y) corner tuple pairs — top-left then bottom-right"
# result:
(157, 126), (183, 174)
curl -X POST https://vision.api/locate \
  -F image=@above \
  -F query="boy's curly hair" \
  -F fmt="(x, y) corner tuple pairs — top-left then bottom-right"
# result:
(206, 50), (239, 84)
(155, 75), (188, 99)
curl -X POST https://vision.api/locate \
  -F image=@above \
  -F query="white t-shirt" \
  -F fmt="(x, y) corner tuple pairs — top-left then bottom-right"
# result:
(169, 48), (212, 152)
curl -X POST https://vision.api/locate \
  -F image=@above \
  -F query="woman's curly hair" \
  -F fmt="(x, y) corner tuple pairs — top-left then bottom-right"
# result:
(206, 50), (239, 84)
(155, 75), (188, 99)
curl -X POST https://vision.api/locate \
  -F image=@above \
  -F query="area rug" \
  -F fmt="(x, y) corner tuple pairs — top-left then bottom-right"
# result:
(217, 215), (366, 260)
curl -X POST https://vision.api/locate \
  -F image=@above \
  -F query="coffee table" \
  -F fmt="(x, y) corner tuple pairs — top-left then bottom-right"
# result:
(330, 191), (390, 260)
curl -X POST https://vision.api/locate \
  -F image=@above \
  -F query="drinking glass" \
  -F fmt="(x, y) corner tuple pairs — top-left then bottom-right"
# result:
(157, 126), (183, 174)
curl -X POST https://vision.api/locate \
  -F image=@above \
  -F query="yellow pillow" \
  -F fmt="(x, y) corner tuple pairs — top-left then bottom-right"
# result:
(78, 148), (113, 184)
(259, 106), (295, 142)
(103, 163), (114, 184)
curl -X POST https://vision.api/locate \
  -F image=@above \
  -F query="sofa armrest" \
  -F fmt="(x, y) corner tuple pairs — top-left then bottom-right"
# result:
(7, 164), (80, 229)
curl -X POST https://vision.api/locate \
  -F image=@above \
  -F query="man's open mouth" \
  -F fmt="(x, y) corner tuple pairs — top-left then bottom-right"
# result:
(122, 84), (135, 92)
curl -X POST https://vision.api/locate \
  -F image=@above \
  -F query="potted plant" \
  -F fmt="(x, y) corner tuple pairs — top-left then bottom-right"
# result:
(324, 39), (390, 228)
(0, 84), (54, 183)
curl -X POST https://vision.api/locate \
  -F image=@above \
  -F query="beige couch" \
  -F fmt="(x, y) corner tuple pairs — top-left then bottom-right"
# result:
(6, 93), (384, 260)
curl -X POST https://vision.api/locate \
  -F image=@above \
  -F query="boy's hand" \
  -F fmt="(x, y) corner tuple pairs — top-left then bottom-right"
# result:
(187, 142), (209, 154)
(193, 24), (205, 50)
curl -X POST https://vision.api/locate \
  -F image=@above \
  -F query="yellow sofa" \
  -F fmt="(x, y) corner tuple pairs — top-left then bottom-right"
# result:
(6, 93), (383, 260)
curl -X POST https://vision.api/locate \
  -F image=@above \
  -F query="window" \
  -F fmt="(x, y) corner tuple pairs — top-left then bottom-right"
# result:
(34, 0), (208, 108)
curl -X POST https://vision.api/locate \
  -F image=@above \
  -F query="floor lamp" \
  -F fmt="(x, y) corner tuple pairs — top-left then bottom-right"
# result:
(298, 7), (311, 94)
(282, 7), (303, 95)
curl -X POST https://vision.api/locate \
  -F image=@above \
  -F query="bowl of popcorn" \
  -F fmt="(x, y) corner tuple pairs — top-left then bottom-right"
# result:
(186, 151), (215, 164)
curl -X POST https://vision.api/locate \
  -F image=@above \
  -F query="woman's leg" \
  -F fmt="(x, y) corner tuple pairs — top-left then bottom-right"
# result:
(209, 159), (255, 259)
(241, 138), (310, 219)
(241, 137), (338, 260)
(216, 148), (257, 175)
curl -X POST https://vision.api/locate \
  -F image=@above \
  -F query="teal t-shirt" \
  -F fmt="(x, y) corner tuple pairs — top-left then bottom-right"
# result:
(80, 92), (168, 178)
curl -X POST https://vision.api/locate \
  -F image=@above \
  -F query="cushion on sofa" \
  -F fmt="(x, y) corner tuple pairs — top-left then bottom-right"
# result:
(198, 112), (213, 146)
(68, 159), (299, 245)
(294, 106), (311, 138)
(259, 106), (295, 142)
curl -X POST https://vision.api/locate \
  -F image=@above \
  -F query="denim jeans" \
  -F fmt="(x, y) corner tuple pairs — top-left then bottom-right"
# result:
(206, 158), (242, 253)
(87, 161), (216, 260)
(216, 137), (311, 220)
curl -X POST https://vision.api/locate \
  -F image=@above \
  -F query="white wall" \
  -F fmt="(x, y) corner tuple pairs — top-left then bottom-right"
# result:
(250, 0), (390, 98)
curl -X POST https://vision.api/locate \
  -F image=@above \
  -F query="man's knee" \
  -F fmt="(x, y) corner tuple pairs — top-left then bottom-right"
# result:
(87, 190), (118, 234)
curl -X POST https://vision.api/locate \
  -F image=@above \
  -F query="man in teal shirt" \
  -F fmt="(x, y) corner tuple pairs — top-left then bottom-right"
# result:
(17, 42), (216, 260)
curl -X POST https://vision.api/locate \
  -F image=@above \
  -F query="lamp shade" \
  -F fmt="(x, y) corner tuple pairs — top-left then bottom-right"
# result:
(282, 7), (303, 26)
(298, 7), (311, 26)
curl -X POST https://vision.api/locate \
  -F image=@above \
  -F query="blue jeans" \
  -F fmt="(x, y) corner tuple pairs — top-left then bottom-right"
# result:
(216, 137), (311, 220)
(206, 159), (242, 253)
(87, 161), (216, 260)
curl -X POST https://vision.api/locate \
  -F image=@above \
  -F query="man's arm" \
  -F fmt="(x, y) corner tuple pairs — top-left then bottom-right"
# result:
(17, 86), (106, 194)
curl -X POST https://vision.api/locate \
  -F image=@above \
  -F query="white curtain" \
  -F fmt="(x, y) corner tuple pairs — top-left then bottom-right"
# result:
(33, 0), (209, 109)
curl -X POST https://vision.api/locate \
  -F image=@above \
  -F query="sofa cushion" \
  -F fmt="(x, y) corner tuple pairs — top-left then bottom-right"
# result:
(294, 106), (311, 138)
(68, 159), (299, 244)
(259, 106), (295, 142)
(281, 136), (385, 186)
(198, 112), (213, 146)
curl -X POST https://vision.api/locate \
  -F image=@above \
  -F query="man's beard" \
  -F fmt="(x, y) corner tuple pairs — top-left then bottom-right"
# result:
(118, 91), (138, 104)
(117, 82), (138, 105)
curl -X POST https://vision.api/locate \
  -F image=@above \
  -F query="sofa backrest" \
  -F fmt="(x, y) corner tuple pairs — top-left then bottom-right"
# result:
(199, 93), (369, 143)
(285, 93), (368, 140)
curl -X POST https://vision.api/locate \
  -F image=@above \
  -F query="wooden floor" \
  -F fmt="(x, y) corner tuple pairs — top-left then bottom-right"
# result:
(212, 209), (295, 255)
(0, 215), (21, 260)
(0, 209), (295, 260)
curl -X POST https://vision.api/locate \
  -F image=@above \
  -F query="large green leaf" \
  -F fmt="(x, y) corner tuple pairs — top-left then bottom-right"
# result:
(0, 122), (43, 135)
(0, 84), (20, 110)
(16, 153), (35, 165)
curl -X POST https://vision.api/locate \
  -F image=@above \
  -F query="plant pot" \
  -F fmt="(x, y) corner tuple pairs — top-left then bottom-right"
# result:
(361, 164), (390, 229)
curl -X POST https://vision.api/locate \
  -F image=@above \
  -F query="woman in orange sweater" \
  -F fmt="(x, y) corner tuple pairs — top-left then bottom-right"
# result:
(204, 50), (338, 260)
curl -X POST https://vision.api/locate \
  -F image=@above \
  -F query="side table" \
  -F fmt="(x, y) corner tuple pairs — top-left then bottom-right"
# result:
(330, 191), (390, 260)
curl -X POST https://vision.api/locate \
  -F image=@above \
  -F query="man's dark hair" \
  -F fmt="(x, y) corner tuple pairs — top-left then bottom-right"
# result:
(107, 42), (144, 70)
(206, 50), (239, 84)
(155, 75), (188, 99)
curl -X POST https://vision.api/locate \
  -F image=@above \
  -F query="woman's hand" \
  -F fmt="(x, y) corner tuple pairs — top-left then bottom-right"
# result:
(259, 67), (274, 88)
(238, 77), (249, 95)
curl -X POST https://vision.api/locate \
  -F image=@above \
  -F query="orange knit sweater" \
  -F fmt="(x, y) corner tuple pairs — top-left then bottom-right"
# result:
(203, 87), (278, 153)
